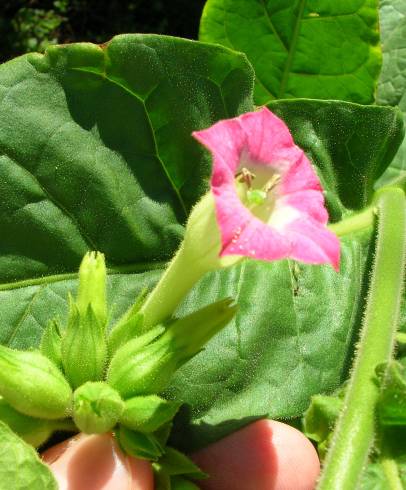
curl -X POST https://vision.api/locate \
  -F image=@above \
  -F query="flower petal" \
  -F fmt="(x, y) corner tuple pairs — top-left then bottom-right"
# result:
(212, 181), (282, 259)
(277, 190), (328, 225)
(193, 108), (340, 270)
(280, 152), (322, 194)
(235, 108), (297, 170)
(193, 119), (245, 175)
(283, 218), (341, 271)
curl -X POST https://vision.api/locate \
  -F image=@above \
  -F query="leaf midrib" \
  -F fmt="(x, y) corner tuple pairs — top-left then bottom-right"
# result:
(71, 67), (188, 218)
(0, 261), (167, 291)
(278, 0), (306, 98)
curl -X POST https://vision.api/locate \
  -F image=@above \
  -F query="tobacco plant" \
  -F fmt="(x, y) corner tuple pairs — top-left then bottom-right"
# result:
(0, 0), (405, 489)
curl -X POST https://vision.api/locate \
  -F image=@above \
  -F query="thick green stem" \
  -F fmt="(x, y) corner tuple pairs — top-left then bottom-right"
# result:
(328, 206), (373, 237)
(317, 187), (406, 490)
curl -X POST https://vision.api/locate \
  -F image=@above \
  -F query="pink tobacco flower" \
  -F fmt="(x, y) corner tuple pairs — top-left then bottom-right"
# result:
(192, 108), (340, 271)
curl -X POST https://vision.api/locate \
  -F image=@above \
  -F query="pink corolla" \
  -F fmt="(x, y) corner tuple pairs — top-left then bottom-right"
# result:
(141, 108), (340, 327)
(192, 107), (340, 270)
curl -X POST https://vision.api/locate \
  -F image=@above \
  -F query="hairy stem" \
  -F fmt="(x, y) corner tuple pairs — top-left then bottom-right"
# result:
(328, 206), (373, 237)
(317, 187), (406, 490)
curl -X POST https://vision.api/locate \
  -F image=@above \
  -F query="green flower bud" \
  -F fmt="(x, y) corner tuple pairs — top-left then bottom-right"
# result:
(62, 302), (107, 389)
(0, 345), (72, 419)
(77, 251), (107, 326)
(73, 381), (124, 434)
(116, 425), (163, 460)
(107, 335), (176, 399)
(0, 396), (55, 447)
(120, 395), (181, 433)
(107, 299), (236, 398)
(40, 319), (62, 368)
(108, 288), (147, 355)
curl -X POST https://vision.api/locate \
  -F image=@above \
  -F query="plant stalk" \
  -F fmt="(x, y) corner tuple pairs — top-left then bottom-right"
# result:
(140, 243), (209, 327)
(328, 206), (373, 237)
(140, 192), (240, 327)
(317, 187), (406, 489)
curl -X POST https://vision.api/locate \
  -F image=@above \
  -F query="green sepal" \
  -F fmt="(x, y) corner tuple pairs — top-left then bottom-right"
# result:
(40, 319), (62, 369)
(153, 473), (200, 490)
(0, 345), (72, 419)
(116, 425), (163, 461)
(154, 422), (173, 447)
(120, 395), (181, 433)
(73, 381), (124, 434)
(153, 465), (171, 490)
(377, 361), (406, 425)
(107, 299), (237, 398)
(77, 251), (107, 327)
(62, 302), (107, 389)
(158, 447), (208, 480)
(0, 396), (55, 447)
(159, 298), (238, 363)
(152, 447), (206, 490)
(108, 288), (148, 354)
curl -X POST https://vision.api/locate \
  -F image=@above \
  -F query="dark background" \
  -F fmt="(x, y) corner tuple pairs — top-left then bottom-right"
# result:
(0, 0), (206, 62)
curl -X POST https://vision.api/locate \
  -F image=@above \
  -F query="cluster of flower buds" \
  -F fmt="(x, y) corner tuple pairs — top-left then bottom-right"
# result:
(0, 251), (237, 488)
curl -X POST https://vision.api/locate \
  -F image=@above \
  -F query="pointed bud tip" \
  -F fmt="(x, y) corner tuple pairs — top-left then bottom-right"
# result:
(73, 381), (123, 434)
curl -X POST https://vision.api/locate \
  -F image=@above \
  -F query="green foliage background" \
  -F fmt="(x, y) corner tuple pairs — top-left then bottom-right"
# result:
(0, 0), (205, 63)
(0, 3), (405, 485)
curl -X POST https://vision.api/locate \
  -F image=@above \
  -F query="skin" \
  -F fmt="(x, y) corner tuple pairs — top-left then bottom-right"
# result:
(42, 420), (320, 489)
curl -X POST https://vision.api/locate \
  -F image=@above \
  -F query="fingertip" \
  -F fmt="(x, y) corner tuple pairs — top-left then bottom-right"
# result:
(191, 419), (320, 490)
(42, 433), (154, 490)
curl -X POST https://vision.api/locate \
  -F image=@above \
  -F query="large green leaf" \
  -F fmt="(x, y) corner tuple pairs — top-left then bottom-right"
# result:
(376, 0), (406, 187)
(0, 34), (253, 284)
(167, 100), (403, 450)
(199, 0), (381, 105)
(0, 33), (253, 348)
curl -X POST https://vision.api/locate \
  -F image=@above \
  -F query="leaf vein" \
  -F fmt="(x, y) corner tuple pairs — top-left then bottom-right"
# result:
(279, 0), (306, 98)
(4, 286), (43, 346)
(259, 0), (289, 51)
(0, 148), (97, 252)
(71, 67), (188, 217)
